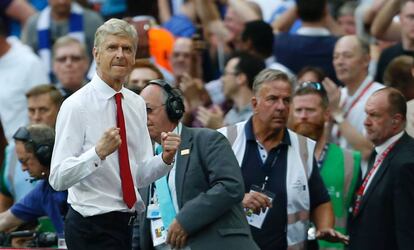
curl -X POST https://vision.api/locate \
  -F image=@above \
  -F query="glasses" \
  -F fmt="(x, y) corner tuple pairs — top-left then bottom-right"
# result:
(55, 55), (84, 63)
(18, 154), (33, 165)
(296, 81), (327, 97)
(146, 104), (166, 114)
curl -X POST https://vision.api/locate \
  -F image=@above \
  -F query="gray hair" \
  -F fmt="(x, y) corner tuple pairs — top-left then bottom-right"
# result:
(355, 36), (370, 56)
(252, 69), (292, 95)
(24, 124), (55, 154)
(94, 18), (138, 52)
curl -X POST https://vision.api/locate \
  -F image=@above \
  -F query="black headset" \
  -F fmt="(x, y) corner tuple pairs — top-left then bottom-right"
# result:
(148, 79), (185, 122)
(12, 126), (53, 167)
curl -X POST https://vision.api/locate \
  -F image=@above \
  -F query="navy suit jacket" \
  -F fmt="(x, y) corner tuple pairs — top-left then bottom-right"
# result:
(348, 133), (414, 250)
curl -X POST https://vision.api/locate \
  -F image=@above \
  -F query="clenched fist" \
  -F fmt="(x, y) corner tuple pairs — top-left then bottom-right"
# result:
(161, 132), (181, 165)
(95, 127), (121, 160)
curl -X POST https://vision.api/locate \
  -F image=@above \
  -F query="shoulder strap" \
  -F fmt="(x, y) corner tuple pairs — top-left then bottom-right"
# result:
(226, 124), (238, 146)
(296, 134), (309, 177)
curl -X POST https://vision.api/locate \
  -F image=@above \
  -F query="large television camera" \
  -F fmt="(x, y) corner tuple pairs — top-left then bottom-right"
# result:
(0, 230), (57, 247)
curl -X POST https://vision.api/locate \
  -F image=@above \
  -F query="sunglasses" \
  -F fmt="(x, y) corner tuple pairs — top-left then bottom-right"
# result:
(55, 55), (84, 63)
(296, 81), (327, 96)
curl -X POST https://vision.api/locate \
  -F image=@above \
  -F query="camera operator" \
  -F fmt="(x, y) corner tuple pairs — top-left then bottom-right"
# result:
(0, 124), (67, 241)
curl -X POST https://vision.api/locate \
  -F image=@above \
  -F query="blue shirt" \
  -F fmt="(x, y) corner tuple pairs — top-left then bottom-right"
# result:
(274, 33), (338, 83)
(11, 180), (68, 234)
(0, 144), (37, 201)
(163, 14), (196, 38)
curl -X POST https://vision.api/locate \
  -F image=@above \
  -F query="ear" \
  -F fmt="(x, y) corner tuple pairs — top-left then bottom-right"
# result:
(392, 113), (404, 127)
(362, 53), (371, 69)
(236, 73), (247, 87)
(244, 39), (253, 50)
(252, 96), (258, 112)
(93, 47), (99, 64)
(323, 108), (331, 123)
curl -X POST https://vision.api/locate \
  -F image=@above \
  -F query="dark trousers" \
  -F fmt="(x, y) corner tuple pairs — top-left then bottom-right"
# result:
(65, 206), (136, 250)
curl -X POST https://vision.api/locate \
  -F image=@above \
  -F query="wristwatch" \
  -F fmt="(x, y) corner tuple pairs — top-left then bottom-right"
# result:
(332, 111), (345, 124)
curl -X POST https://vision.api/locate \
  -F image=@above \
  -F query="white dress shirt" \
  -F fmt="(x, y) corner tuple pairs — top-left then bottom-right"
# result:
(0, 37), (49, 142)
(332, 76), (384, 149)
(49, 73), (171, 216)
(364, 131), (404, 194)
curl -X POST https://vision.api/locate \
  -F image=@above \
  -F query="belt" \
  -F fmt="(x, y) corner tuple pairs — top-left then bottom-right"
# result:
(69, 206), (137, 226)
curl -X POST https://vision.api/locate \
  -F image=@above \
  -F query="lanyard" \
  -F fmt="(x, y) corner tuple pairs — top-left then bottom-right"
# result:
(342, 81), (374, 118)
(317, 144), (329, 169)
(353, 142), (396, 216)
(260, 145), (283, 191)
(337, 81), (374, 139)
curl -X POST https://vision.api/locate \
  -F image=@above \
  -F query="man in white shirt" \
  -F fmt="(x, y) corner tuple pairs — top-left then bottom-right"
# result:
(0, 19), (49, 144)
(323, 35), (383, 163)
(49, 18), (180, 250)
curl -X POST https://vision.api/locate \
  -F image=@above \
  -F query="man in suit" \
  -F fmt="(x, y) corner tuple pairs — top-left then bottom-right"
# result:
(348, 87), (414, 250)
(139, 80), (259, 250)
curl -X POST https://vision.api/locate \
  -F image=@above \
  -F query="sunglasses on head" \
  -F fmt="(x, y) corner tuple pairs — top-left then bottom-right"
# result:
(297, 81), (327, 96)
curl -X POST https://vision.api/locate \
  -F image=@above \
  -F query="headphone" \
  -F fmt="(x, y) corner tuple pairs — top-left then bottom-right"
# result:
(12, 126), (53, 167)
(148, 79), (185, 122)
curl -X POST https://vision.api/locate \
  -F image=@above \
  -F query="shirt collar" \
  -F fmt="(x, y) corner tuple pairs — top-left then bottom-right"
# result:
(234, 103), (253, 113)
(353, 75), (374, 95)
(244, 117), (291, 146)
(375, 131), (404, 155)
(296, 27), (331, 36)
(265, 56), (276, 67)
(91, 73), (127, 100)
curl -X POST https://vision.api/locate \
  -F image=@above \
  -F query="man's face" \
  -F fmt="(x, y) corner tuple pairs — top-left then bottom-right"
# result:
(291, 94), (327, 140)
(171, 38), (192, 79)
(53, 43), (88, 91)
(140, 85), (174, 144)
(252, 80), (291, 131)
(94, 35), (136, 85)
(297, 71), (320, 84)
(221, 57), (239, 98)
(127, 67), (159, 93)
(224, 7), (245, 43)
(400, 2), (414, 42)
(28, 93), (59, 127)
(333, 36), (369, 85)
(337, 14), (356, 35)
(15, 141), (46, 179)
(48, 0), (71, 18)
(364, 92), (395, 146)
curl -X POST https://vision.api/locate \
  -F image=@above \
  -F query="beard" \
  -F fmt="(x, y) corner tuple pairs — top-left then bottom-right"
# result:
(292, 121), (324, 140)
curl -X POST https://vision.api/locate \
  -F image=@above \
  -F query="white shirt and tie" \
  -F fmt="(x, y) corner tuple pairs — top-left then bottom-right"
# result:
(363, 131), (404, 194)
(49, 73), (172, 216)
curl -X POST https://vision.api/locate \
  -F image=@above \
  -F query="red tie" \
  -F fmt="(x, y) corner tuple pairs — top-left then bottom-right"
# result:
(115, 93), (137, 208)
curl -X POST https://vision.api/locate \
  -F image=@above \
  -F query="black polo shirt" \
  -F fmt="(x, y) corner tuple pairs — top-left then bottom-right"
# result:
(241, 118), (330, 250)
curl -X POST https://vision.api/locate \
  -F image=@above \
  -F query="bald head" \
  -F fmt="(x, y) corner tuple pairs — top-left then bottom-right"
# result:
(335, 35), (369, 56)
(364, 87), (406, 145)
(333, 35), (370, 85)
